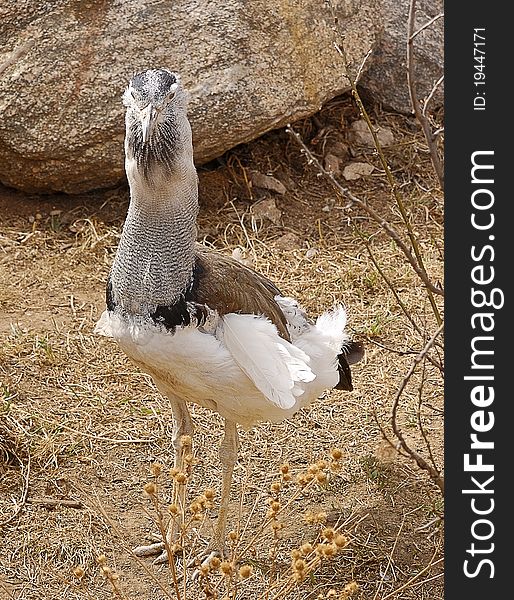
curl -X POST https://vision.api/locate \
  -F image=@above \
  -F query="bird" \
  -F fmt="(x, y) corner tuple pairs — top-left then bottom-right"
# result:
(95, 68), (364, 563)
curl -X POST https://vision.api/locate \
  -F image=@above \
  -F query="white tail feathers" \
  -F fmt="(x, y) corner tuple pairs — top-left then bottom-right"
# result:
(220, 314), (315, 409)
(314, 304), (349, 352)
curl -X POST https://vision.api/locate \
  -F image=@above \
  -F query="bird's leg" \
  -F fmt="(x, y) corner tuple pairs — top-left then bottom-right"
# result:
(169, 397), (194, 538)
(213, 419), (239, 556)
(134, 395), (193, 564)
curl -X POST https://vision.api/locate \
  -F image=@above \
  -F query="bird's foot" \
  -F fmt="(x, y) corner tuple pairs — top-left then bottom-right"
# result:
(189, 549), (225, 581)
(132, 533), (178, 565)
(133, 541), (167, 563)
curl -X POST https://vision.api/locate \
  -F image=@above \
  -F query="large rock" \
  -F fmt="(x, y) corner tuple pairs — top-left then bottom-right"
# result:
(359, 0), (444, 113)
(0, 0), (380, 194)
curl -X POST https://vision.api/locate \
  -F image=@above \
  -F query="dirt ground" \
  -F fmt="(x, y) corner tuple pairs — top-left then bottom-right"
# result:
(0, 95), (444, 600)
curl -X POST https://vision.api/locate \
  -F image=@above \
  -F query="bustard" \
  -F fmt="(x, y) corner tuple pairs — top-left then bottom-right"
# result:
(95, 68), (364, 563)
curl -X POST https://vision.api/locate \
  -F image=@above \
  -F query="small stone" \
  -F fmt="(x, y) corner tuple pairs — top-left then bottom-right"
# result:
(350, 119), (394, 148)
(323, 153), (342, 176)
(326, 140), (349, 162)
(342, 162), (374, 180)
(252, 197), (282, 225)
(250, 171), (287, 195)
(274, 232), (300, 250)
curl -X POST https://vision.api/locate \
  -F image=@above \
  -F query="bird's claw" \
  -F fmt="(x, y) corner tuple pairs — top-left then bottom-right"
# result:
(132, 542), (168, 564)
(190, 549), (222, 581)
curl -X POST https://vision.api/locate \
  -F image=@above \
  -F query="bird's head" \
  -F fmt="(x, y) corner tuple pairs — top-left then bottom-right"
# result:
(123, 69), (192, 178)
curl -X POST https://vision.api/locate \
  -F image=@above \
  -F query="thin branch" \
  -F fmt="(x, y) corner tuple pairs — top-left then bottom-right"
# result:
(410, 12), (444, 40)
(363, 240), (444, 373)
(407, 0), (444, 188)
(416, 361), (440, 475)
(423, 74), (444, 117)
(391, 323), (445, 493)
(326, 1), (443, 326)
(26, 497), (83, 509)
(286, 125), (443, 298)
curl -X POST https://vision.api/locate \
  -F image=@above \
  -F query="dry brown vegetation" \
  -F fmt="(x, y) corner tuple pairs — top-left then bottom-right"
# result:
(1, 90), (443, 599)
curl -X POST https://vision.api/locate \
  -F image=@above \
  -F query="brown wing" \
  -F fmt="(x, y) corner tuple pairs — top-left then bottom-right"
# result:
(193, 245), (290, 341)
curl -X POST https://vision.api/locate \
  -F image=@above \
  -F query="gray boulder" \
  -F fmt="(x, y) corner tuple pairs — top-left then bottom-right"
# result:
(359, 0), (444, 114)
(0, 0), (379, 193)
(0, 0), (443, 194)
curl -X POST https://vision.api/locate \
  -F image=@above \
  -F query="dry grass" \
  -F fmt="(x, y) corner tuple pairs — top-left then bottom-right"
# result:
(0, 94), (443, 599)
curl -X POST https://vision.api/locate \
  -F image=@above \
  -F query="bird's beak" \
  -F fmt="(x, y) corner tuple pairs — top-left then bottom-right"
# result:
(140, 104), (157, 144)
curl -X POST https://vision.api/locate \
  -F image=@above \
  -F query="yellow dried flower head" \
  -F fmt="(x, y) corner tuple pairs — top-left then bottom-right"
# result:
(326, 589), (337, 598)
(220, 561), (234, 576)
(316, 459), (328, 470)
(189, 502), (202, 514)
(330, 448), (343, 461)
(282, 472), (292, 482)
(270, 482), (282, 493)
(174, 471), (187, 484)
(198, 564), (209, 577)
(322, 527), (335, 541)
(300, 542), (314, 555)
(293, 558), (306, 572)
(168, 503), (179, 515)
(204, 488), (215, 500)
(322, 543), (337, 557)
(271, 521), (283, 531)
(334, 533), (348, 548)
(100, 565), (111, 576)
(307, 463), (319, 474)
(73, 566), (85, 579)
(270, 500), (280, 513)
(239, 564), (253, 579)
(291, 549), (302, 560)
(143, 482), (156, 496)
(343, 581), (360, 597)
(280, 463), (290, 474)
(210, 556), (221, 570)
(316, 472), (328, 484)
(150, 462), (163, 477)
(297, 473), (311, 487)
(96, 555), (107, 566)
(228, 530), (238, 542)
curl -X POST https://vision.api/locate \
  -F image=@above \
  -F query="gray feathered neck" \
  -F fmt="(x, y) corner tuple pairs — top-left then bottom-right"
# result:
(109, 69), (199, 316)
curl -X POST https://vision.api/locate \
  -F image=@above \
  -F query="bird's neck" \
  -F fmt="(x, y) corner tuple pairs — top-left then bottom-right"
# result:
(110, 163), (199, 315)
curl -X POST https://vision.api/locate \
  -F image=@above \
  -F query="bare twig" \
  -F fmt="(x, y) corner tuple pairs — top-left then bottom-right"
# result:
(416, 361), (440, 475)
(381, 547), (443, 600)
(362, 240), (444, 373)
(391, 323), (445, 493)
(286, 125), (443, 299)
(410, 12), (444, 40)
(423, 74), (445, 117)
(26, 497), (84, 509)
(325, 1), (444, 326)
(407, 0), (445, 188)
